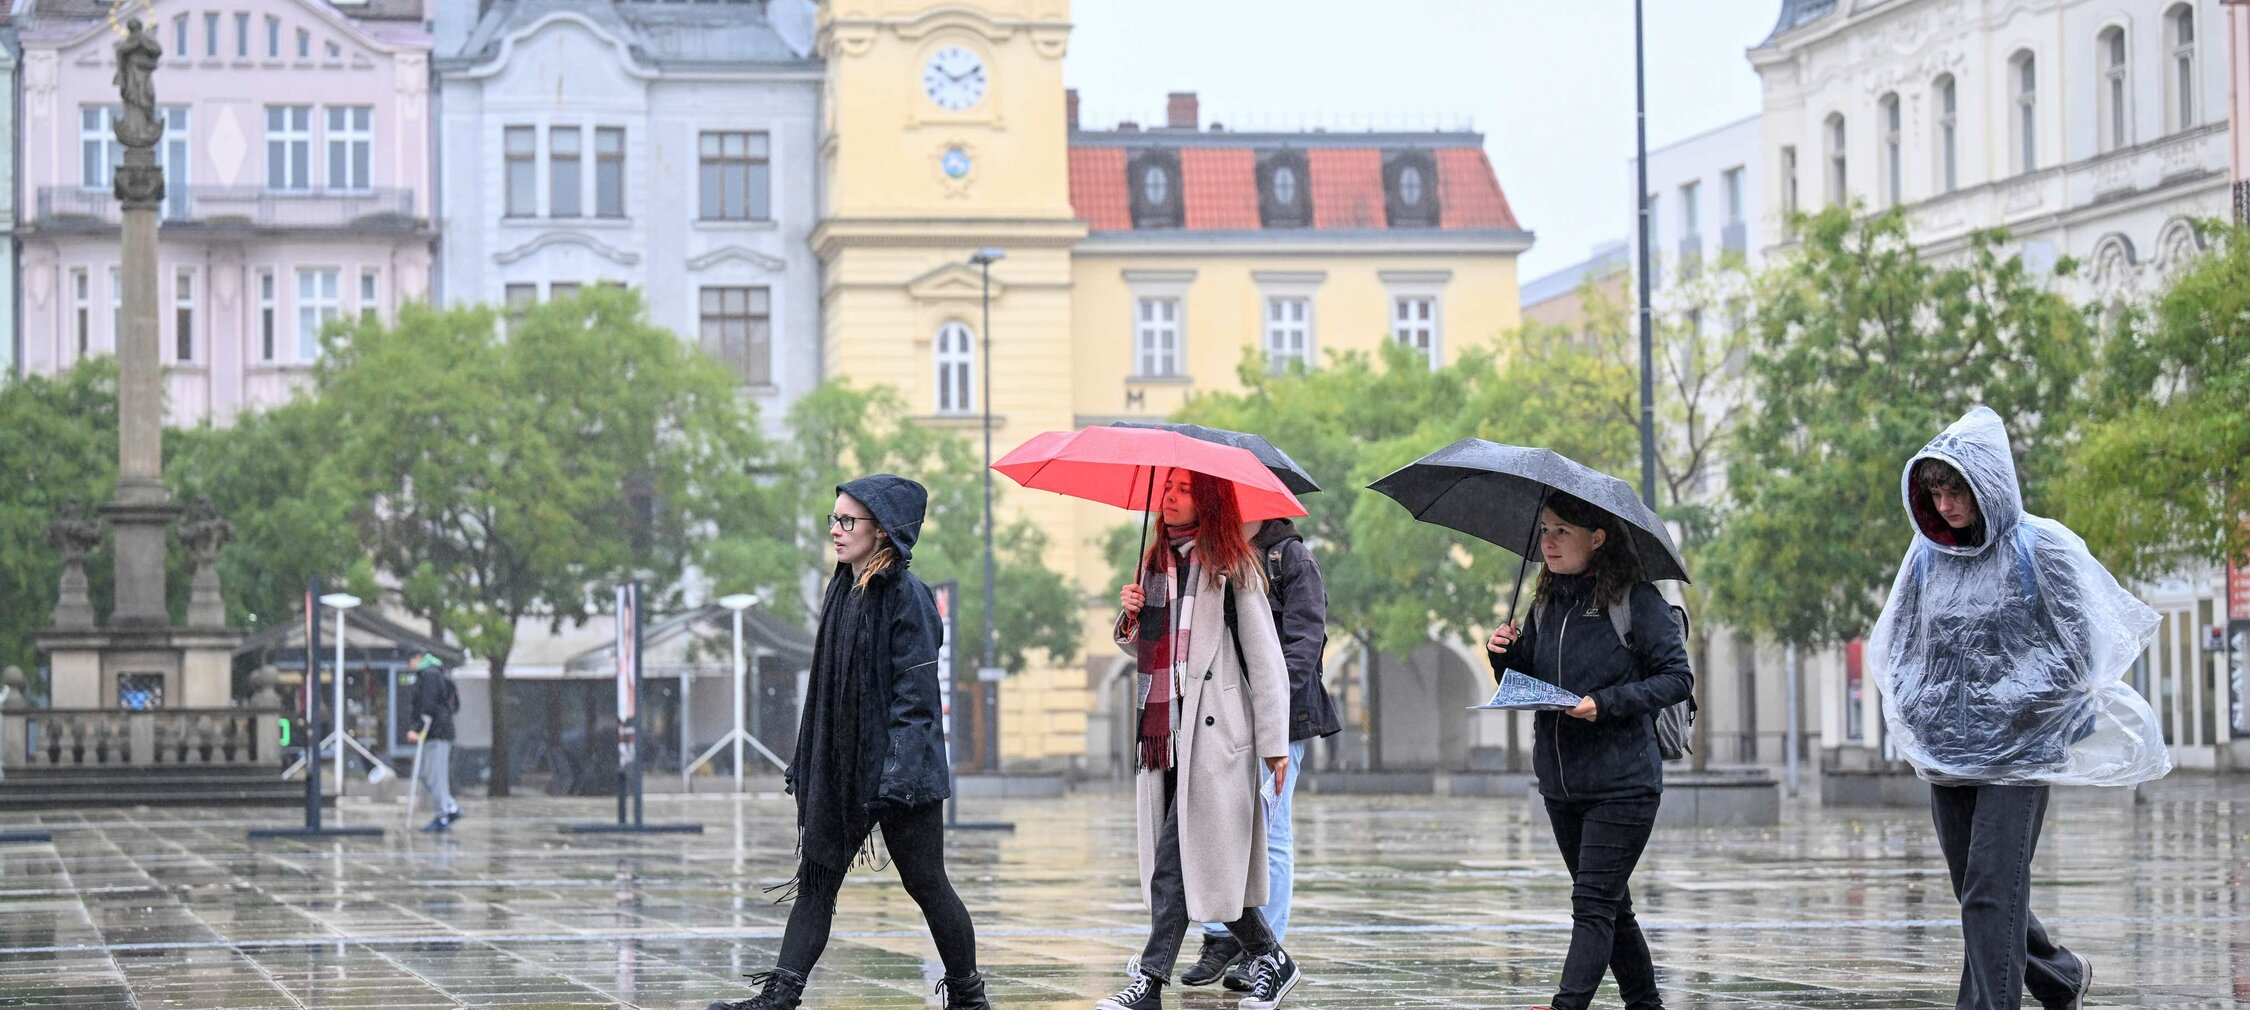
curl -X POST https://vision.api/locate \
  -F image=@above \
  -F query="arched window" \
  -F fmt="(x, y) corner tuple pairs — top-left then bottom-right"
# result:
(2166, 4), (2197, 132)
(1824, 112), (1847, 206)
(934, 321), (975, 414)
(1879, 92), (1901, 207)
(2097, 26), (2129, 152)
(2010, 50), (2038, 174)
(1934, 74), (1958, 193)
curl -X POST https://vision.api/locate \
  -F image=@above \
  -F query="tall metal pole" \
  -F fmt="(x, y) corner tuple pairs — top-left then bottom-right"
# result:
(980, 259), (996, 679)
(1633, 0), (1658, 511)
(304, 581), (321, 831)
(332, 606), (348, 800)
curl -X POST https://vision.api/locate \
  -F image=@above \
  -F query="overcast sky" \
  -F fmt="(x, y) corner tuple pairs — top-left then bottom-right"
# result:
(1065, 1), (1780, 283)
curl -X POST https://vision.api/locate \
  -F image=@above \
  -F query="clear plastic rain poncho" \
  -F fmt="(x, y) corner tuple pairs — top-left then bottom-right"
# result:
(1868, 407), (2171, 787)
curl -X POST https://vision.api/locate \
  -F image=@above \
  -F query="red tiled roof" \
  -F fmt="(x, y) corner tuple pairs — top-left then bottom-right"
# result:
(1180, 148), (1259, 230)
(1068, 147), (1130, 232)
(1437, 147), (1520, 230)
(1068, 138), (1524, 236)
(1307, 148), (1385, 229)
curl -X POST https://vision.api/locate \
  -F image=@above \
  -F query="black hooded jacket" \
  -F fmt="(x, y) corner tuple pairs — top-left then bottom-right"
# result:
(1252, 519), (1342, 741)
(1489, 574), (1694, 801)
(788, 474), (951, 870)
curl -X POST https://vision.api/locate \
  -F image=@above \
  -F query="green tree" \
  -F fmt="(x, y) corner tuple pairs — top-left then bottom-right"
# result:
(714, 382), (1079, 673)
(2055, 222), (2250, 578)
(167, 399), (361, 632)
(1707, 207), (2093, 649)
(0, 361), (120, 683)
(313, 288), (773, 796)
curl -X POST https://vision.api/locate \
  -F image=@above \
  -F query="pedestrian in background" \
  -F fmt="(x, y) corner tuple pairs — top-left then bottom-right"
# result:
(404, 652), (462, 833)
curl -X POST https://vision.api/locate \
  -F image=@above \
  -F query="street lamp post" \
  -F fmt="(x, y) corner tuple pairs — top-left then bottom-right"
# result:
(968, 247), (1006, 772)
(1633, 0), (1658, 513)
(319, 592), (361, 802)
(718, 593), (759, 793)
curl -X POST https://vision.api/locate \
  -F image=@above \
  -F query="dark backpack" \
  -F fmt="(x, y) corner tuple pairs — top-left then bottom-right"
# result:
(1536, 590), (1698, 761)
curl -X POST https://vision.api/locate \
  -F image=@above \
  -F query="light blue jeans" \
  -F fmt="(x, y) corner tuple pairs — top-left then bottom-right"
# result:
(1205, 738), (1307, 944)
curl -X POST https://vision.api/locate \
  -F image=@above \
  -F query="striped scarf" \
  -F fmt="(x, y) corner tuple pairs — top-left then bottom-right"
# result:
(1135, 524), (1200, 772)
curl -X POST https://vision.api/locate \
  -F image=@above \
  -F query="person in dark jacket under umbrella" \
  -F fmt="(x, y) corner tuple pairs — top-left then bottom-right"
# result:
(706, 475), (990, 1010)
(404, 652), (462, 832)
(1180, 517), (1341, 992)
(1486, 491), (1693, 1010)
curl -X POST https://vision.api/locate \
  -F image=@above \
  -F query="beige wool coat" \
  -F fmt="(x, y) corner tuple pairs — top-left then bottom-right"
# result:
(1115, 571), (1291, 923)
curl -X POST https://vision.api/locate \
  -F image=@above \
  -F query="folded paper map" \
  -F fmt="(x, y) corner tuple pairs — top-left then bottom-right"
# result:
(1471, 670), (1583, 712)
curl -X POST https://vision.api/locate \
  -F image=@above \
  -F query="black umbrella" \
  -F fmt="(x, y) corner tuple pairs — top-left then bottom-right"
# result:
(1109, 421), (1321, 495)
(1367, 437), (1689, 621)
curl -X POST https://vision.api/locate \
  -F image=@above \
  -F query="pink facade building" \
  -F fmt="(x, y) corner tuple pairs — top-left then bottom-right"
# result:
(15, 0), (431, 425)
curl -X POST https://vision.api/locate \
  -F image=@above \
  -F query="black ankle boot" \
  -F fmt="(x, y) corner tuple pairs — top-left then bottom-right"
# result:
(937, 970), (992, 1009)
(707, 967), (807, 1010)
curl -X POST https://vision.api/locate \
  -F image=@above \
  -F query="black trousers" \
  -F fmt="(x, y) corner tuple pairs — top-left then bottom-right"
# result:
(776, 800), (977, 980)
(1139, 769), (1278, 979)
(1543, 795), (1663, 1010)
(1929, 784), (2083, 1010)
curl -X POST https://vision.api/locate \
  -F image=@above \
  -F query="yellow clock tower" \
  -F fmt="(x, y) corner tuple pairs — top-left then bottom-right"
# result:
(813, 1), (1092, 761)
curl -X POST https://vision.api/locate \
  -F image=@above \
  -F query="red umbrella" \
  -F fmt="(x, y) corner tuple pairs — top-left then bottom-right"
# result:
(995, 425), (1308, 582)
(992, 425), (1308, 522)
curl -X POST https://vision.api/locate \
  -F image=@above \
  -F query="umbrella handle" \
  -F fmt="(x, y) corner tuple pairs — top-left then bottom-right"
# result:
(1504, 488), (1550, 624)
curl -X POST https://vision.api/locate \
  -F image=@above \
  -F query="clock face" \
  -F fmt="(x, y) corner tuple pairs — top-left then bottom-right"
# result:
(922, 46), (987, 112)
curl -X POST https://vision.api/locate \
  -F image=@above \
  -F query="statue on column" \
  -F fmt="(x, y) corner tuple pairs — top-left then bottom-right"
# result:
(48, 499), (103, 629)
(178, 497), (234, 629)
(111, 19), (165, 208)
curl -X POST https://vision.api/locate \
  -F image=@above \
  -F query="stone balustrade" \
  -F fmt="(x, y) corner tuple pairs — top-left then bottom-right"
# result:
(0, 665), (286, 771)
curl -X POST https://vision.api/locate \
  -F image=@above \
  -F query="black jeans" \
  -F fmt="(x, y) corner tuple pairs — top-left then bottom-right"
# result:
(1139, 770), (1279, 979)
(1929, 784), (2084, 1010)
(1543, 795), (1663, 1010)
(776, 800), (978, 980)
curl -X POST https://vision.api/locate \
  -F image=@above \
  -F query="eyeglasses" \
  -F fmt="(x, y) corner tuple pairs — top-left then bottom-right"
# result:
(827, 513), (876, 532)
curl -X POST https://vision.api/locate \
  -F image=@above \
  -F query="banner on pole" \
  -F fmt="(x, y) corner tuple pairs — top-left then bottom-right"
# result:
(932, 582), (958, 765)
(615, 582), (639, 769)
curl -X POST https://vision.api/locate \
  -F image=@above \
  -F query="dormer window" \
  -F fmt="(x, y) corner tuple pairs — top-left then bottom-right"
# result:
(1383, 150), (1440, 228)
(1127, 149), (1183, 229)
(1257, 148), (1311, 228)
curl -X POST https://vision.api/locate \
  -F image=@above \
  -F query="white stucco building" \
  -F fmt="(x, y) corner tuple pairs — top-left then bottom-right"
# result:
(434, 0), (823, 434)
(1753, 0), (2241, 772)
(1629, 114), (1771, 295)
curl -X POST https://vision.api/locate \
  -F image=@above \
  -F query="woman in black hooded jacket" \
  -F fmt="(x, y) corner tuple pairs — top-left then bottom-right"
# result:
(1486, 492), (1693, 1010)
(707, 474), (989, 1010)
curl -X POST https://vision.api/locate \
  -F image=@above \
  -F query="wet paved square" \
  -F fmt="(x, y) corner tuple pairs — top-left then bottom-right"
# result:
(0, 777), (2245, 1008)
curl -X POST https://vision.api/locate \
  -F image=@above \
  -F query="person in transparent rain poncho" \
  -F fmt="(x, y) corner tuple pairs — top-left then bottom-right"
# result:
(1868, 406), (2170, 1010)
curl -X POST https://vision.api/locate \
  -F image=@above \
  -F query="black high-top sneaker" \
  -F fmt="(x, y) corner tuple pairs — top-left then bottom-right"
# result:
(1094, 958), (1165, 1010)
(1180, 932), (1242, 987)
(1236, 948), (1301, 1010)
(937, 970), (993, 1010)
(706, 967), (807, 1010)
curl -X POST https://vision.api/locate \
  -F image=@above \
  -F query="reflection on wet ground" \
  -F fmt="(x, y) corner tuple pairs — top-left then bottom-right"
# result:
(0, 776), (2244, 1008)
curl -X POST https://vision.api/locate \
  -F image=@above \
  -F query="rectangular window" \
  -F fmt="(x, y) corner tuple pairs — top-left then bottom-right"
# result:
(174, 15), (189, 56)
(236, 13), (250, 58)
(1680, 180), (1700, 236)
(1265, 296), (1311, 373)
(70, 269), (90, 358)
(258, 270), (276, 361)
(266, 105), (312, 191)
(296, 268), (339, 360)
(548, 281), (581, 301)
(1938, 77), (1959, 193)
(504, 126), (536, 217)
(80, 106), (119, 189)
(158, 106), (191, 221)
(698, 131), (771, 221)
(205, 13), (220, 57)
(266, 16), (280, 58)
(1392, 296), (1437, 367)
(504, 283), (538, 319)
(549, 127), (582, 218)
(359, 268), (380, 323)
(595, 127), (625, 218)
(700, 286), (772, 385)
(174, 268), (197, 362)
(1723, 167), (1744, 224)
(296, 28), (310, 60)
(325, 106), (373, 191)
(1135, 297), (1181, 377)
(325, 40), (340, 61)
(1780, 145), (1799, 216)
(1881, 94), (1902, 206)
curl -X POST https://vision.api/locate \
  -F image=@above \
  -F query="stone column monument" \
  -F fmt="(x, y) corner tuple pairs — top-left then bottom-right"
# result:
(36, 21), (240, 711)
